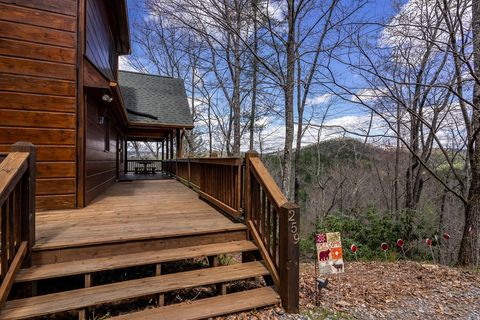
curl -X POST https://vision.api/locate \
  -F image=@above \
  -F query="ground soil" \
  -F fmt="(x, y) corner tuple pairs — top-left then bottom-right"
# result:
(216, 261), (480, 320)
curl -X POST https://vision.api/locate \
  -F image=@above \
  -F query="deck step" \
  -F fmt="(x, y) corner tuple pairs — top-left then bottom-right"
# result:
(1, 261), (268, 320)
(111, 286), (280, 320)
(16, 240), (257, 282)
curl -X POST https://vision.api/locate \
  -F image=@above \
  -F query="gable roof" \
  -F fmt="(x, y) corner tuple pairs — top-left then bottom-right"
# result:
(118, 71), (193, 128)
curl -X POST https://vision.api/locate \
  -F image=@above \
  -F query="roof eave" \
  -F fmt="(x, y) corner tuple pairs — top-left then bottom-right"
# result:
(107, 0), (131, 55)
(128, 121), (194, 130)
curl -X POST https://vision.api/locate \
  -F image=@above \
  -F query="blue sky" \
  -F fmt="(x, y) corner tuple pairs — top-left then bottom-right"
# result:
(122, 0), (404, 150)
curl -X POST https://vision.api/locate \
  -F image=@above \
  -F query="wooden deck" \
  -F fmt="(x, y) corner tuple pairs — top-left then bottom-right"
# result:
(35, 177), (245, 251)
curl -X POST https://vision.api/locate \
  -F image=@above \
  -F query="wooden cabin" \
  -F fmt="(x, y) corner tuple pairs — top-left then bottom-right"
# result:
(0, 1), (299, 319)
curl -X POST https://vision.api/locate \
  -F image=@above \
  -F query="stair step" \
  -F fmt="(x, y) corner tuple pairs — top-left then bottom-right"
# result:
(1, 261), (268, 320)
(16, 240), (257, 282)
(111, 286), (280, 320)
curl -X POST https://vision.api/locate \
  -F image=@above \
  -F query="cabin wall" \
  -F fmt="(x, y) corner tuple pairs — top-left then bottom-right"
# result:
(0, 0), (78, 210)
(85, 0), (117, 81)
(85, 95), (118, 205)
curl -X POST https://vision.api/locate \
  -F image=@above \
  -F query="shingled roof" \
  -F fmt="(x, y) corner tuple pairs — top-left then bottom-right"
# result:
(118, 71), (193, 127)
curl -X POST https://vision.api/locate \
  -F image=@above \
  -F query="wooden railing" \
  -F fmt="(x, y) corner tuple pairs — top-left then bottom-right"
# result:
(164, 151), (299, 313)
(163, 158), (243, 218)
(0, 142), (36, 307)
(126, 160), (162, 173)
(244, 151), (299, 313)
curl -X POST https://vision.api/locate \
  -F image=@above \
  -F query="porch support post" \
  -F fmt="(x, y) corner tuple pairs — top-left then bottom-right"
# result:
(165, 135), (169, 160)
(176, 129), (183, 159)
(169, 131), (174, 159)
(124, 139), (128, 173)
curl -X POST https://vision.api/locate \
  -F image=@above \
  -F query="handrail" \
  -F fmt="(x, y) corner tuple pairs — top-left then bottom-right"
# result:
(0, 142), (36, 308)
(163, 152), (299, 313)
(245, 151), (299, 313)
(126, 159), (162, 173)
(0, 152), (29, 205)
(163, 157), (243, 218)
(248, 157), (288, 209)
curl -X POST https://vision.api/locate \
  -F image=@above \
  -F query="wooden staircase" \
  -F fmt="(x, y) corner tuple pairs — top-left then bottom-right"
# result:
(0, 147), (299, 319)
(2, 240), (280, 319)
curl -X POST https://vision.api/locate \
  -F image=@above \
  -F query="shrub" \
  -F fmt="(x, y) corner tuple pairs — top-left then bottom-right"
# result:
(302, 207), (436, 262)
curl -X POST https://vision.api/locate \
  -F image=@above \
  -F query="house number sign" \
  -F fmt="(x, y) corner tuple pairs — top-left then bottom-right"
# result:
(289, 209), (300, 244)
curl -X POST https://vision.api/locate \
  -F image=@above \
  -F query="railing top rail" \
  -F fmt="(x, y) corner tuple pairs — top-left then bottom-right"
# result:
(0, 152), (29, 205)
(164, 157), (242, 166)
(249, 157), (289, 209)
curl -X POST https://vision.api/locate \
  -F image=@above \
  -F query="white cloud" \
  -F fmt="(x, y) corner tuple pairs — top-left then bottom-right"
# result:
(379, 0), (471, 65)
(306, 93), (333, 106)
(119, 56), (137, 72)
(350, 88), (387, 103)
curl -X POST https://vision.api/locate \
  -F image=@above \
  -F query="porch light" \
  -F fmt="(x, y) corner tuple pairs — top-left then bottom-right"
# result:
(102, 93), (113, 103)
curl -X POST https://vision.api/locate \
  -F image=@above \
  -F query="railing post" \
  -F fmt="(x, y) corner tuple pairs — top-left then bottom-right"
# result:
(279, 202), (299, 313)
(187, 158), (191, 186)
(10, 142), (36, 267)
(235, 158), (242, 213)
(244, 151), (258, 224)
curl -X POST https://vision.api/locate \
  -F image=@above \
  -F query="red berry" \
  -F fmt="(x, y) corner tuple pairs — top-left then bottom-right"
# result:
(396, 239), (404, 248)
(351, 244), (357, 253)
(443, 233), (450, 240)
(426, 238), (432, 246)
(381, 242), (389, 251)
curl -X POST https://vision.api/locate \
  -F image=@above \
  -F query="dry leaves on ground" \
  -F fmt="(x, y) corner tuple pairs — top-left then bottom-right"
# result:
(217, 261), (480, 320)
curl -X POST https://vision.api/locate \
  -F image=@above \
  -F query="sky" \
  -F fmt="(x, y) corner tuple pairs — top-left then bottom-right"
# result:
(121, 0), (404, 152)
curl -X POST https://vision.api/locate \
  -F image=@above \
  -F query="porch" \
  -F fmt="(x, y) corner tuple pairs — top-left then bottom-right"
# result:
(34, 178), (245, 251)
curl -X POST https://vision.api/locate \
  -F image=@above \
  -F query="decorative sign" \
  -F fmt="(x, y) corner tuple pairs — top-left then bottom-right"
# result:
(315, 232), (344, 275)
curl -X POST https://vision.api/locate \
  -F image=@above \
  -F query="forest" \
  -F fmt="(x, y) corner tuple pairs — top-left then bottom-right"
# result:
(123, 0), (480, 268)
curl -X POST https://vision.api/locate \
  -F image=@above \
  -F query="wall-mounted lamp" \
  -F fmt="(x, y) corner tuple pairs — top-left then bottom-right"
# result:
(102, 93), (113, 103)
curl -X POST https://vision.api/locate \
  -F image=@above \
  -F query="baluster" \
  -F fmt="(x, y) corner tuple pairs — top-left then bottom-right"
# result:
(266, 199), (271, 255)
(1, 202), (7, 279)
(14, 186), (21, 250)
(261, 188), (266, 241)
(272, 209), (278, 267)
(8, 193), (15, 262)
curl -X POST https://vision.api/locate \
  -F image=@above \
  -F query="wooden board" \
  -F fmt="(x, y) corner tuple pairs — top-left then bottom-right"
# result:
(16, 240), (257, 282)
(0, 1), (78, 210)
(0, 262), (269, 319)
(34, 179), (246, 250)
(111, 286), (280, 320)
(32, 230), (247, 265)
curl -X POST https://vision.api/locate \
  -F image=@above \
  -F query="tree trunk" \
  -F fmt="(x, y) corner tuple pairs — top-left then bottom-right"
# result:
(458, 0), (480, 267)
(281, 0), (296, 200)
(249, 0), (258, 151)
(294, 46), (303, 204)
(459, 176), (480, 266)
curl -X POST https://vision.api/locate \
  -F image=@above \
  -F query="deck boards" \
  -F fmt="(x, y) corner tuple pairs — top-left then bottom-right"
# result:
(35, 178), (245, 250)
(111, 287), (280, 320)
(0, 262), (269, 320)
(17, 240), (257, 282)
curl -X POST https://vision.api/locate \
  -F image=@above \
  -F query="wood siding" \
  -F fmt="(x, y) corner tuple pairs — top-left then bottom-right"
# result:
(85, 95), (118, 205)
(0, 0), (77, 210)
(85, 0), (117, 81)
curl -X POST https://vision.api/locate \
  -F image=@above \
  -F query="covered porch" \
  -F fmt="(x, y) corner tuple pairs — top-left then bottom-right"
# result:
(118, 71), (193, 179)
